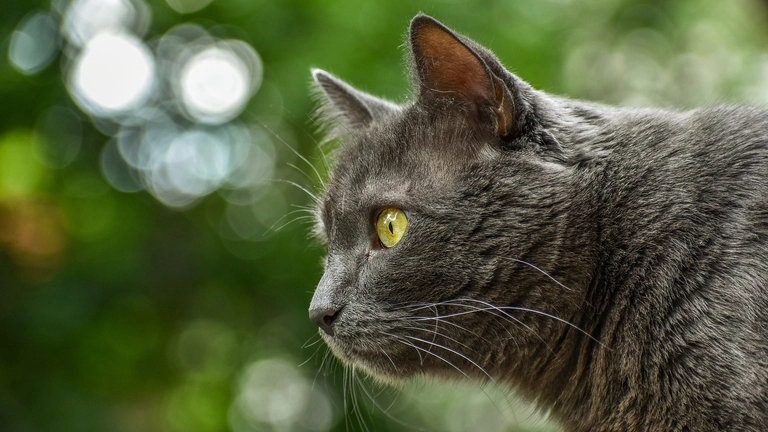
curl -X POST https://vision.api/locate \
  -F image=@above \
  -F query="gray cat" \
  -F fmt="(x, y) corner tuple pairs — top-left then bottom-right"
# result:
(308, 14), (768, 431)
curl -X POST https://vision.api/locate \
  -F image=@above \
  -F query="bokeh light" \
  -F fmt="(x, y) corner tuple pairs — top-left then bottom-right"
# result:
(58, 3), (269, 211)
(68, 32), (157, 117)
(147, 126), (248, 207)
(230, 358), (336, 432)
(178, 42), (263, 124)
(165, 0), (216, 14)
(105, 109), (269, 208)
(8, 12), (59, 75)
(100, 139), (143, 193)
(61, 0), (151, 48)
(183, 322), (234, 370)
(396, 380), (554, 432)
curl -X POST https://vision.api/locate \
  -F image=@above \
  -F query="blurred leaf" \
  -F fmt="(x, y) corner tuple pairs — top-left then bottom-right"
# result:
(0, 130), (49, 197)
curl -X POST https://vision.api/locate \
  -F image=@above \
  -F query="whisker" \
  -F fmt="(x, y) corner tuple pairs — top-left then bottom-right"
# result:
(497, 305), (606, 348)
(298, 341), (324, 368)
(387, 333), (470, 379)
(378, 345), (399, 374)
(437, 298), (604, 348)
(398, 304), (514, 350)
(289, 203), (317, 212)
(354, 375), (427, 432)
(401, 303), (511, 338)
(404, 299), (556, 357)
(399, 313), (475, 333)
(395, 303), (479, 332)
(429, 304), (439, 350)
(272, 178), (319, 202)
(268, 209), (317, 233)
(287, 162), (317, 185)
(389, 333), (508, 418)
(312, 348), (333, 391)
(343, 365), (350, 431)
(437, 299), (553, 352)
(391, 330), (425, 365)
(400, 325), (476, 352)
(301, 333), (323, 349)
(257, 119), (326, 188)
(350, 367), (372, 432)
(399, 334), (494, 382)
(405, 315), (513, 350)
(494, 256), (574, 292)
(270, 215), (316, 233)
(287, 106), (334, 175)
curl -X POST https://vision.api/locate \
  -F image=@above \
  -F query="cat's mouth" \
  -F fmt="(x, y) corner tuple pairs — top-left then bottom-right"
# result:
(318, 313), (434, 379)
(321, 312), (489, 381)
(322, 332), (411, 379)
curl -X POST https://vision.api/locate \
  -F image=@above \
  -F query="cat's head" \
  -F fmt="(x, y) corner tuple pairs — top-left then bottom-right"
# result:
(309, 15), (593, 383)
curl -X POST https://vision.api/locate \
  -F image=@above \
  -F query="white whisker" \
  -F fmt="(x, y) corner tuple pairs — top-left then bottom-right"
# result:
(287, 162), (317, 185)
(436, 299), (552, 351)
(400, 334), (494, 382)
(273, 178), (319, 202)
(350, 367), (372, 432)
(257, 119), (326, 188)
(353, 374), (427, 431)
(399, 325), (476, 352)
(494, 256), (574, 292)
(428, 298), (604, 347)
(270, 215), (316, 233)
(387, 333), (470, 379)
(268, 209), (317, 233)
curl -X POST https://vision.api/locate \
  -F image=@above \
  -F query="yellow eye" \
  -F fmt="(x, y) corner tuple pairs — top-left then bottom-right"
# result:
(376, 208), (408, 248)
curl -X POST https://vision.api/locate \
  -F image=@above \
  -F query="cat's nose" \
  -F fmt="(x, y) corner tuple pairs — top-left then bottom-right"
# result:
(309, 305), (341, 336)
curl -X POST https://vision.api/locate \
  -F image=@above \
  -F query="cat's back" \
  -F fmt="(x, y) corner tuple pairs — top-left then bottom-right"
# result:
(594, 103), (768, 291)
(595, 104), (768, 213)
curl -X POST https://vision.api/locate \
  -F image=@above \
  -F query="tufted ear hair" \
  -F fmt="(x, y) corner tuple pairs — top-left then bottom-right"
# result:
(312, 69), (399, 131)
(410, 14), (518, 140)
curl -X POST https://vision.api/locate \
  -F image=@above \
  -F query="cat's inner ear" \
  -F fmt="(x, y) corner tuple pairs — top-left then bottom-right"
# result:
(312, 69), (398, 130)
(410, 15), (516, 139)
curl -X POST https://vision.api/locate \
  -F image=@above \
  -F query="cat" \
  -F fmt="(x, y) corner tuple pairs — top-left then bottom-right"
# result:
(308, 14), (768, 432)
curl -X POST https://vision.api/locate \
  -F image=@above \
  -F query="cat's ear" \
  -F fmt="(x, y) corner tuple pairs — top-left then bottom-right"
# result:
(410, 15), (518, 140)
(312, 69), (399, 130)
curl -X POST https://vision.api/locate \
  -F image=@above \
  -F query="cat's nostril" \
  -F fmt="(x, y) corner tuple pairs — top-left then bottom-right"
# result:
(322, 311), (339, 328)
(323, 311), (339, 333)
(310, 305), (342, 336)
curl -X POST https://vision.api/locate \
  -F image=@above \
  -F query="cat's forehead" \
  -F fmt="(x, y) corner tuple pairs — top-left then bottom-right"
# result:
(320, 138), (415, 223)
(321, 109), (477, 212)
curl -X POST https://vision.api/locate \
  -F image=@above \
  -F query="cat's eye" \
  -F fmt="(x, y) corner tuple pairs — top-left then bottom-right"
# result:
(376, 208), (408, 248)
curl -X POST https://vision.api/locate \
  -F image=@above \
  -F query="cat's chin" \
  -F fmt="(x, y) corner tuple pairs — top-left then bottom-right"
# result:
(346, 360), (416, 384)
(322, 334), (424, 381)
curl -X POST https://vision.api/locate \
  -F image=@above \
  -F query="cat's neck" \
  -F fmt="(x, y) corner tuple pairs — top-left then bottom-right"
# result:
(507, 97), (692, 425)
(526, 100), (768, 430)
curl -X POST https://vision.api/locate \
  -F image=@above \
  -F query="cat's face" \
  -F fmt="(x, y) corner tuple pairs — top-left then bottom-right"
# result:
(309, 15), (588, 382)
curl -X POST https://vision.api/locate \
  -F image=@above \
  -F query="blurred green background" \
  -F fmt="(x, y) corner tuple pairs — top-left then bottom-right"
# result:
(2, 0), (768, 431)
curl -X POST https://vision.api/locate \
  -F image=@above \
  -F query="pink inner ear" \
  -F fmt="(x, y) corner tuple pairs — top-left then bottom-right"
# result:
(413, 22), (494, 104)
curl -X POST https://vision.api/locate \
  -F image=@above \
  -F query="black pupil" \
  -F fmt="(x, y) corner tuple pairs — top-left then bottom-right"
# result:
(388, 221), (394, 234)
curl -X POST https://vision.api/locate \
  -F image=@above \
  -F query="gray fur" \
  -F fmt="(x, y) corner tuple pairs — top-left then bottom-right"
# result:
(308, 14), (768, 431)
